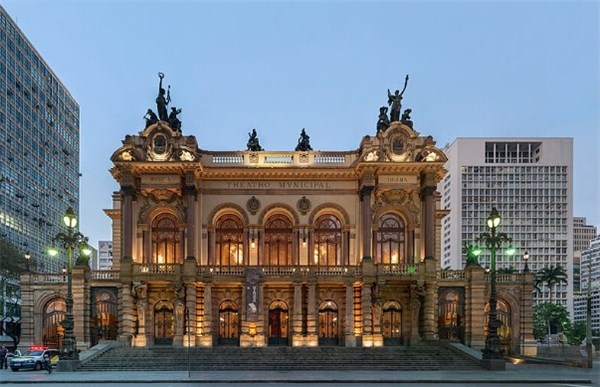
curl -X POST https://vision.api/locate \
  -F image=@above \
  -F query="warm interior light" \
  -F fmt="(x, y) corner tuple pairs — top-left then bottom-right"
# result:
(391, 253), (398, 264)
(251, 240), (256, 249)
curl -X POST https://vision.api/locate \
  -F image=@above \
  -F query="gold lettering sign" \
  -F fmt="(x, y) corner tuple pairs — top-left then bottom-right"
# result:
(141, 175), (180, 185)
(223, 181), (334, 189)
(379, 175), (418, 185)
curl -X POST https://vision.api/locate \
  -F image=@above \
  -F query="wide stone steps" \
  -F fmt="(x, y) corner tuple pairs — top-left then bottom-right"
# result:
(79, 343), (482, 371)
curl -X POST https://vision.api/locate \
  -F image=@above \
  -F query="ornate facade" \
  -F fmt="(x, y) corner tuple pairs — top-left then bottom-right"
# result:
(20, 99), (536, 356)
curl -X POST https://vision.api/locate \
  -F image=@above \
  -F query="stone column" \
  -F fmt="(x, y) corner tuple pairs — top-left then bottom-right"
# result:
(344, 280), (356, 346)
(361, 283), (373, 346)
(121, 182), (135, 261)
(407, 228), (415, 262)
(409, 284), (421, 345)
(72, 266), (90, 349)
(118, 257), (135, 346)
(420, 183), (436, 260)
(292, 279), (304, 346)
(360, 185), (374, 259)
(199, 282), (213, 347)
(465, 265), (486, 350)
(185, 172), (197, 260)
(18, 271), (34, 348)
(520, 272), (537, 356)
(421, 257), (438, 340)
(306, 277), (318, 346)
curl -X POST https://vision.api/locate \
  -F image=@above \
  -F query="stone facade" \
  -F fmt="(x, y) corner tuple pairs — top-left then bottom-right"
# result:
(19, 118), (536, 356)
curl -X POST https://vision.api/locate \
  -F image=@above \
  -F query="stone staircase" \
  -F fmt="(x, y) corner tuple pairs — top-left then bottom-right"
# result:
(79, 343), (482, 371)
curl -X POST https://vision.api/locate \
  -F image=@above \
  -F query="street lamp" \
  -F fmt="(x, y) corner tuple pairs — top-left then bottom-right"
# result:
(522, 251), (530, 273)
(24, 252), (31, 271)
(476, 207), (515, 370)
(47, 207), (91, 362)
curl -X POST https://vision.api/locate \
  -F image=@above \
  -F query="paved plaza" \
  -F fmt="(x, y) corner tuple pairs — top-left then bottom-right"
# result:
(0, 360), (598, 386)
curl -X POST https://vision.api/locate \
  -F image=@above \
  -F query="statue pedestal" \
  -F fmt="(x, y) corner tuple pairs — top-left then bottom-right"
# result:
(481, 358), (506, 371)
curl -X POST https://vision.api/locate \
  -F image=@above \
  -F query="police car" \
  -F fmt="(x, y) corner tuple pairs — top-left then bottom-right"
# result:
(9, 347), (60, 371)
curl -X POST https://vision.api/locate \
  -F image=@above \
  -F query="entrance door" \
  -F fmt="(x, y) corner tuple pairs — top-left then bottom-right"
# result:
(382, 300), (402, 346)
(268, 300), (289, 346)
(154, 301), (174, 345)
(318, 300), (339, 346)
(218, 300), (240, 346)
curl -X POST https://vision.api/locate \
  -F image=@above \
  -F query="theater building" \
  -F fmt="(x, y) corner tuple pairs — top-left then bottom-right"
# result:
(19, 89), (536, 356)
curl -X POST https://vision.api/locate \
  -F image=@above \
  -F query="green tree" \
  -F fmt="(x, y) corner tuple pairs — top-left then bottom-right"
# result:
(0, 236), (26, 350)
(535, 265), (568, 304)
(565, 321), (587, 346)
(533, 302), (570, 342)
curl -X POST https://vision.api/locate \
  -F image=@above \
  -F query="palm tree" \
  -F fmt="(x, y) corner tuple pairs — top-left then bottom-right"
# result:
(535, 265), (568, 303)
(534, 265), (568, 346)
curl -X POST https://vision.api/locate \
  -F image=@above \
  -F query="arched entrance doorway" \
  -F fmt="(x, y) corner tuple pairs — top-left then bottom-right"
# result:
(437, 287), (465, 343)
(42, 298), (66, 349)
(268, 300), (289, 346)
(219, 300), (239, 346)
(318, 300), (338, 346)
(382, 300), (402, 346)
(90, 288), (119, 346)
(484, 299), (512, 354)
(154, 301), (174, 345)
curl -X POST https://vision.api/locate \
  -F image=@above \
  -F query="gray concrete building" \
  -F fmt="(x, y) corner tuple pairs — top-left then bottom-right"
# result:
(573, 217), (597, 292)
(574, 236), (600, 332)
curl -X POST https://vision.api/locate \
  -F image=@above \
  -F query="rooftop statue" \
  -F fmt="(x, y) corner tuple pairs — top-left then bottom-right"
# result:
(247, 129), (264, 151)
(143, 108), (158, 128)
(156, 72), (171, 121)
(295, 128), (313, 151)
(376, 106), (390, 133)
(387, 74), (409, 122)
(168, 107), (182, 132)
(401, 108), (413, 128)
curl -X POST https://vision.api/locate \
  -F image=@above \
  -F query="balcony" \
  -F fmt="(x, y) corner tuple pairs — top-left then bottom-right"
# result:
(202, 150), (357, 168)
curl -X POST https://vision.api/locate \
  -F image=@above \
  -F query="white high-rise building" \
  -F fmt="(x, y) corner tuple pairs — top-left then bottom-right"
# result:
(96, 241), (113, 270)
(573, 217), (597, 292)
(440, 138), (573, 313)
(574, 236), (600, 332)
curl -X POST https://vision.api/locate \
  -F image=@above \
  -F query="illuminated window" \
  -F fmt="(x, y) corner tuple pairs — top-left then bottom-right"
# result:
(151, 214), (180, 264)
(313, 214), (342, 266)
(375, 213), (405, 264)
(215, 214), (244, 266)
(264, 214), (293, 266)
(43, 298), (66, 349)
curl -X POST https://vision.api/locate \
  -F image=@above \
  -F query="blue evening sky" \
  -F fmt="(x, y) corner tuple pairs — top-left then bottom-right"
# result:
(2, 1), (598, 247)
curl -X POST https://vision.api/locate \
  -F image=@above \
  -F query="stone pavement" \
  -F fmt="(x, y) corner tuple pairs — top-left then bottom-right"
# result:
(0, 360), (598, 385)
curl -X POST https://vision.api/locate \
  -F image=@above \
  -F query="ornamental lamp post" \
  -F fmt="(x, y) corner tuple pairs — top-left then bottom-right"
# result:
(522, 251), (530, 273)
(476, 207), (515, 370)
(47, 207), (92, 367)
(24, 252), (31, 271)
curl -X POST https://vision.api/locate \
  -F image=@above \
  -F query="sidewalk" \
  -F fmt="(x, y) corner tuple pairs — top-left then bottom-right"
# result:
(0, 360), (598, 384)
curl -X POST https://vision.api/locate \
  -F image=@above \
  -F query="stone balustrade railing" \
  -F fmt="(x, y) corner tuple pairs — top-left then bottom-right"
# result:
(133, 263), (180, 275)
(195, 265), (361, 277)
(203, 150), (357, 167)
(378, 263), (419, 275)
(90, 270), (120, 280)
(438, 270), (466, 280)
(32, 273), (67, 283)
(484, 273), (522, 283)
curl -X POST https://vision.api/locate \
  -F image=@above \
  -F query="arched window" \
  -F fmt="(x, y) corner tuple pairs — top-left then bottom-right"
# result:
(264, 214), (293, 266)
(437, 288), (464, 342)
(216, 214), (244, 266)
(375, 213), (405, 264)
(43, 298), (66, 349)
(152, 214), (180, 264)
(219, 300), (239, 345)
(318, 300), (339, 345)
(91, 289), (119, 346)
(313, 214), (342, 266)
(484, 299), (512, 354)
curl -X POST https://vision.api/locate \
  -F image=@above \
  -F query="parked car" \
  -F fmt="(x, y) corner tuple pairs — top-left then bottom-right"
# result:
(6, 349), (22, 362)
(9, 348), (60, 372)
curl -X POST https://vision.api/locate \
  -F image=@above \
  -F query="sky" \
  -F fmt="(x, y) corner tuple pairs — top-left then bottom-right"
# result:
(2, 1), (599, 247)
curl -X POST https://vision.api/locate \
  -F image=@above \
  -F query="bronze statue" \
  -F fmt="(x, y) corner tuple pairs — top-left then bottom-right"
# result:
(401, 108), (413, 128)
(295, 128), (312, 151)
(376, 106), (390, 133)
(168, 107), (182, 131)
(143, 108), (158, 128)
(156, 72), (171, 121)
(247, 129), (263, 151)
(387, 74), (409, 122)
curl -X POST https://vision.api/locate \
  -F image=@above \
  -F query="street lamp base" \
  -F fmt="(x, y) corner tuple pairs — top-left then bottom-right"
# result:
(481, 358), (506, 371)
(57, 359), (81, 372)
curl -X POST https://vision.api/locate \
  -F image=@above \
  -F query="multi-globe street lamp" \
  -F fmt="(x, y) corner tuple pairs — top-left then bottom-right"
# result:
(48, 207), (91, 362)
(522, 251), (530, 273)
(474, 208), (515, 370)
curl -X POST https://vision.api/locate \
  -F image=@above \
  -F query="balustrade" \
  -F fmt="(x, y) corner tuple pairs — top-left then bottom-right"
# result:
(90, 270), (120, 280)
(378, 263), (419, 275)
(438, 270), (465, 280)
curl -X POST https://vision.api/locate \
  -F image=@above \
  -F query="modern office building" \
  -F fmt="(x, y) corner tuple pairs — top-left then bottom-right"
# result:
(95, 241), (113, 270)
(440, 138), (573, 313)
(574, 236), (600, 332)
(0, 6), (80, 272)
(18, 81), (537, 359)
(573, 217), (597, 292)
(0, 6), (79, 344)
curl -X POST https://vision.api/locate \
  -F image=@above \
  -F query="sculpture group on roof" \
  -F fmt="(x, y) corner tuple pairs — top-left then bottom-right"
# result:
(144, 72), (182, 132)
(377, 74), (414, 132)
(247, 129), (264, 151)
(295, 128), (312, 151)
